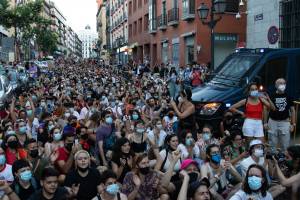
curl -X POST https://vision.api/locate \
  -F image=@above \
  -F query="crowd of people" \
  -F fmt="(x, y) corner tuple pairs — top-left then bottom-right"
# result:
(0, 59), (298, 200)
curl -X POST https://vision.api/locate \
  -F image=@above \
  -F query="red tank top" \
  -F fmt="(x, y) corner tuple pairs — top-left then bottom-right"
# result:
(245, 100), (263, 120)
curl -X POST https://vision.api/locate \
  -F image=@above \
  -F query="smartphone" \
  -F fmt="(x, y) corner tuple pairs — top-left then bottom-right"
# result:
(75, 139), (79, 145)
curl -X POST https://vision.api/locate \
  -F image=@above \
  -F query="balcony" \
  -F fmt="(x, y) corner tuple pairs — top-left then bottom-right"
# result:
(157, 14), (167, 30)
(182, 0), (195, 21)
(168, 8), (179, 26)
(149, 19), (157, 34)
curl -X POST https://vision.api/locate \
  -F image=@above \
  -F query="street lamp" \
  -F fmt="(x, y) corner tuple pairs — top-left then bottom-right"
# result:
(197, 0), (226, 69)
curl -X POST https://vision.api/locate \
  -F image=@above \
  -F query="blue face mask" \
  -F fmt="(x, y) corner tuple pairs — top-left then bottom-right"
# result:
(19, 126), (27, 134)
(248, 176), (262, 191)
(211, 154), (221, 165)
(26, 110), (33, 117)
(203, 133), (211, 141)
(185, 138), (193, 146)
(132, 114), (139, 120)
(106, 183), (120, 196)
(53, 133), (62, 141)
(0, 155), (6, 165)
(20, 170), (32, 182)
(48, 125), (55, 131)
(250, 90), (259, 97)
(106, 117), (113, 124)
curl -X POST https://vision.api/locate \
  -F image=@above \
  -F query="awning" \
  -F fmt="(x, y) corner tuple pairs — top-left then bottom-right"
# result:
(181, 31), (196, 38)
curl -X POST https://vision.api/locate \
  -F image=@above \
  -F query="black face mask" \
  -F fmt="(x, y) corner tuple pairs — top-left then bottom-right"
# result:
(188, 172), (199, 183)
(65, 143), (73, 152)
(29, 149), (39, 158)
(77, 166), (89, 173)
(139, 167), (150, 175)
(7, 141), (18, 149)
(80, 134), (89, 140)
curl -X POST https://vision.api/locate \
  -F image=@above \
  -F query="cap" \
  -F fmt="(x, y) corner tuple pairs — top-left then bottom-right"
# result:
(249, 139), (264, 148)
(180, 159), (198, 170)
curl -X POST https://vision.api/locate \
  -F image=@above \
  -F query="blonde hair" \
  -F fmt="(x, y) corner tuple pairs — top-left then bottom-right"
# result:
(74, 150), (90, 161)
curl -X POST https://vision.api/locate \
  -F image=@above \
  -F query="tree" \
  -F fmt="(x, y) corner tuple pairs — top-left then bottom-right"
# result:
(35, 28), (58, 55)
(0, 0), (57, 61)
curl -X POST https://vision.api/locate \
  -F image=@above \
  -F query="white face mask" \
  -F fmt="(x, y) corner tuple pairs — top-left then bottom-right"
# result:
(277, 84), (286, 92)
(254, 149), (264, 158)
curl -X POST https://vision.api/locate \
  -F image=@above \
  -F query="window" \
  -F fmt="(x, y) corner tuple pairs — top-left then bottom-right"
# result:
(161, 42), (168, 64)
(138, 18), (142, 32)
(144, 0), (148, 4)
(184, 36), (194, 65)
(259, 57), (288, 90)
(280, 0), (300, 48)
(144, 14), (149, 31)
(134, 21), (137, 35)
(133, 0), (137, 11)
(129, 24), (133, 37)
(172, 43), (179, 68)
(225, 0), (239, 13)
(182, 0), (195, 18)
(129, 1), (132, 15)
(138, 0), (142, 8)
(149, 0), (157, 31)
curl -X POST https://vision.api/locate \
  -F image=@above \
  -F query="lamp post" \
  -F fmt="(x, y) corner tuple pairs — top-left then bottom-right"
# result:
(197, 0), (226, 69)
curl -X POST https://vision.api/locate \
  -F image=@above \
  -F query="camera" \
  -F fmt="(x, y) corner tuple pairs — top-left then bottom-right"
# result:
(266, 151), (286, 163)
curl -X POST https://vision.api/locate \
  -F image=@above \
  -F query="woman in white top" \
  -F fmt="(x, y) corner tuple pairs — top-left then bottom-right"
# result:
(177, 130), (200, 160)
(230, 164), (273, 200)
(159, 134), (182, 172)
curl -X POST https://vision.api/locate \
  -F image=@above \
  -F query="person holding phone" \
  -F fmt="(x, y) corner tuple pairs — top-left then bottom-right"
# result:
(230, 83), (275, 142)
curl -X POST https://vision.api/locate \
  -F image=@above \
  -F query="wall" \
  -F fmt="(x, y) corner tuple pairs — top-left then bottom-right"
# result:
(247, 0), (280, 48)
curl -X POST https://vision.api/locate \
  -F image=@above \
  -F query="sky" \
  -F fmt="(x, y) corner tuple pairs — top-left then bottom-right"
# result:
(52, 0), (98, 34)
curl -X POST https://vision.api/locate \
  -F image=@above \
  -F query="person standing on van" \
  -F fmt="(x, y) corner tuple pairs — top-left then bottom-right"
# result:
(230, 83), (274, 142)
(264, 78), (296, 153)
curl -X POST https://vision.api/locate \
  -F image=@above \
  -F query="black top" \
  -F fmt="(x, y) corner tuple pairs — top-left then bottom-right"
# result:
(131, 134), (147, 153)
(269, 92), (293, 121)
(64, 168), (101, 200)
(11, 182), (36, 200)
(28, 187), (69, 200)
(111, 155), (132, 183)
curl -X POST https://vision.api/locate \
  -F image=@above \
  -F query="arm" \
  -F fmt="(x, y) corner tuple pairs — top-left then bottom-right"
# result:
(172, 104), (195, 119)
(160, 152), (180, 190)
(260, 97), (271, 109)
(10, 98), (17, 122)
(177, 172), (189, 200)
(275, 163), (300, 187)
(112, 161), (124, 179)
(98, 140), (107, 166)
(57, 154), (74, 174)
(200, 164), (221, 188)
(229, 99), (246, 116)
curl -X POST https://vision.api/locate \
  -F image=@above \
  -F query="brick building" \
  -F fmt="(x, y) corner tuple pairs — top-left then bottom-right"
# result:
(128, 0), (246, 69)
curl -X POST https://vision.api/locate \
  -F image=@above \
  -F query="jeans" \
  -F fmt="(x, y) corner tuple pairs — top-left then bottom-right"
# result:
(268, 118), (290, 153)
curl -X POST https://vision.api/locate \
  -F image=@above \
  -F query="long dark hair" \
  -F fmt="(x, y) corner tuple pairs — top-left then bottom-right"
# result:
(112, 138), (134, 162)
(287, 145), (300, 172)
(243, 164), (269, 197)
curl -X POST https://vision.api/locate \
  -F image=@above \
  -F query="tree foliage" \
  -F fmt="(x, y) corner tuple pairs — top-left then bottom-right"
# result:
(0, 0), (57, 58)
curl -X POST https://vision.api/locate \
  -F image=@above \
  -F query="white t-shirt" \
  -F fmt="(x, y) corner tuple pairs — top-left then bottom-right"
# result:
(0, 164), (14, 183)
(79, 107), (89, 120)
(159, 149), (182, 172)
(27, 118), (39, 139)
(240, 156), (265, 177)
(147, 129), (167, 148)
(178, 144), (200, 159)
(163, 116), (178, 133)
(229, 190), (273, 200)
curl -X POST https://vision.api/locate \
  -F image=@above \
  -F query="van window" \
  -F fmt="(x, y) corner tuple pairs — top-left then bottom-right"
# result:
(259, 57), (288, 89)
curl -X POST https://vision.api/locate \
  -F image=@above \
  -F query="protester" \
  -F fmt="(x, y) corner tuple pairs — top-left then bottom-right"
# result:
(265, 78), (295, 153)
(229, 164), (273, 200)
(230, 83), (274, 142)
(0, 58), (296, 200)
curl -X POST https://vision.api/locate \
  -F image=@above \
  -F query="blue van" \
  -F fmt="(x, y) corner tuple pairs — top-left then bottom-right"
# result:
(192, 48), (300, 128)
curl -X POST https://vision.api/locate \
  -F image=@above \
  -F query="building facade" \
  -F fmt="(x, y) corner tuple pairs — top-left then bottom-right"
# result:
(78, 25), (98, 59)
(247, 0), (300, 49)
(109, 0), (129, 65)
(49, 1), (68, 56)
(128, 0), (246, 69)
(96, 0), (109, 62)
